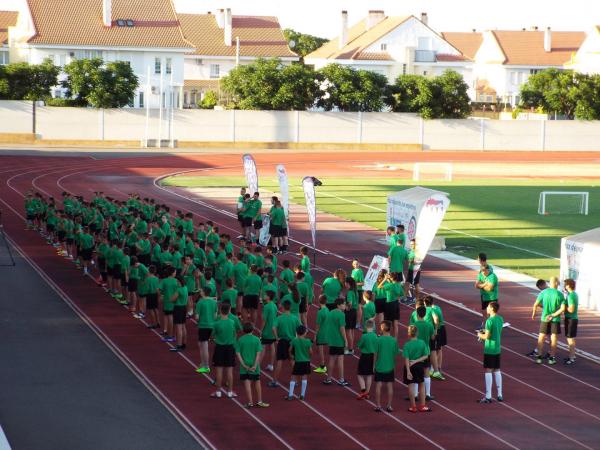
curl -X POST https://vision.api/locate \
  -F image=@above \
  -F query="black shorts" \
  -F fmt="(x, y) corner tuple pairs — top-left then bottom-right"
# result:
(375, 371), (395, 383)
(240, 373), (260, 381)
(429, 336), (441, 352)
(47, 224), (55, 232)
(146, 293), (158, 310)
(81, 248), (93, 261)
(66, 238), (74, 245)
(326, 303), (336, 312)
(292, 361), (311, 376)
(384, 301), (400, 322)
(241, 217), (252, 227)
(270, 224), (284, 237)
(138, 254), (151, 266)
(329, 346), (344, 356)
(564, 318), (578, 338)
(89, 223), (97, 233)
(483, 354), (501, 370)
(299, 299), (307, 314)
(435, 326), (447, 348)
(481, 297), (498, 310)
(403, 362), (425, 384)
(111, 264), (122, 278)
(198, 328), (212, 342)
(213, 344), (236, 367)
(58, 230), (66, 241)
(276, 339), (291, 361)
(375, 298), (386, 314)
(243, 294), (259, 310)
(128, 279), (138, 293)
(163, 309), (173, 316)
(120, 275), (128, 288)
(253, 219), (263, 230)
(173, 305), (186, 324)
(261, 337), (276, 345)
(390, 272), (404, 282)
(539, 321), (561, 335)
(97, 257), (107, 272)
(344, 308), (357, 329)
(407, 269), (420, 285)
(26, 213), (34, 221)
(358, 353), (374, 376)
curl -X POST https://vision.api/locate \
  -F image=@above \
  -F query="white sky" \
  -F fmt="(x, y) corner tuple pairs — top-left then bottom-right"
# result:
(1, 0), (599, 38)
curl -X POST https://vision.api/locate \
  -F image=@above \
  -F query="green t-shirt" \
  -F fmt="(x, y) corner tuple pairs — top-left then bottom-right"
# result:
(304, 272), (314, 300)
(351, 268), (365, 291)
(414, 320), (434, 354)
(80, 233), (94, 250)
(316, 307), (329, 344)
(384, 281), (403, 303)
(535, 288), (565, 323)
(388, 233), (400, 251)
(220, 288), (238, 307)
(362, 302), (376, 328)
(358, 331), (378, 355)
(145, 275), (159, 296)
(480, 272), (499, 301)
(243, 273), (262, 296)
(375, 335), (400, 373)
(195, 298), (217, 328)
(212, 317), (237, 345)
(325, 308), (346, 347)
(346, 289), (359, 309)
(409, 308), (434, 327)
(408, 250), (416, 270)
(174, 286), (188, 307)
(322, 277), (342, 304)
(236, 334), (263, 375)
(431, 305), (445, 327)
(275, 313), (301, 341)
(279, 268), (295, 296)
(565, 291), (579, 320)
(233, 262), (248, 291)
(159, 250), (173, 266)
(484, 314), (504, 355)
(300, 255), (310, 273)
(290, 337), (312, 362)
(159, 277), (179, 312)
(402, 338), (429, 361)
(136, 238), (151, 255)
(388, 245), (408, 273)
(270, 206), (286, 226)
(261, 302), (278, 340)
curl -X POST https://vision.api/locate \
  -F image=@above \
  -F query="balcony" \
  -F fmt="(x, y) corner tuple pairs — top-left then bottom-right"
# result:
(414, 50), (436, 63)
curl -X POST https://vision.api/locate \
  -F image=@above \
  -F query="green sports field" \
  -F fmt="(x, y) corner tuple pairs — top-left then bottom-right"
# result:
(161, 175), (600, 280)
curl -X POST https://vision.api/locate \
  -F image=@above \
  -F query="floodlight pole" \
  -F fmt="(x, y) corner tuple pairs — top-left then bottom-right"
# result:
(144, 66), (150, 147)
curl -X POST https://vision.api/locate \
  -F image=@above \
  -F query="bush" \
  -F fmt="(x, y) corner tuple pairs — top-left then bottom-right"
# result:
(198, 91), (218, 109)
(44, 97), (81, 107)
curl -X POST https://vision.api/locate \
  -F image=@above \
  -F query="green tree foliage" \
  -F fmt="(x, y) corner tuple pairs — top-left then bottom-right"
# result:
(0, 58), (59, 100)
(198, 90), (218, 109)
(282, 28), (328, 57)
(317, 63), (387, 112)
(62, 58), (138, 108)
(386, 74), (424, 113)
(221, 58), (320, 110)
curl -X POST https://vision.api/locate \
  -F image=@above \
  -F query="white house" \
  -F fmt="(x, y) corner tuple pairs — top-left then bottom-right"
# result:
(444, 28), (585, 106)
(7, 0), (194, 108)
(178, 9), (299, 108)
(304, 10), (472, 94)
(0, 10), (18, 65)
(565, 26), (600, 74)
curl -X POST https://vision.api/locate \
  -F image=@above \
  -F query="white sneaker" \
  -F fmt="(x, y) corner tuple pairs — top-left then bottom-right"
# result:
(265, 364), (274, 371)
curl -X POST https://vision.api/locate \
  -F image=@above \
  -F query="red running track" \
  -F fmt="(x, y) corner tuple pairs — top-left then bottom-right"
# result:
(1, 151), (600, 450)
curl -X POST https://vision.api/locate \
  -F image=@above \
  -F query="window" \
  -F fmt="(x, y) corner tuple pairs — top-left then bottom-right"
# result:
(530, 69), (540, 75)
(166, 58), (172, 74)
(0, 51), (9, 65)
(380, 43), (387, 51)
(139, 92), (144, 108)
(126, 20), (134, 27)
(155, 57), (161, 74)
(417, 37), (432, 50)
(510, 71), (518, 84)
(402, 63), (407, 75)
(80, 50), (102, 59)
(423, 70), (428, 76)
(485, 95), (493, 102)
(58, 54), (66, 66)
(210, 64), (220, 78)
(116, 19), (125, 26)
(195, 59), (203, 66)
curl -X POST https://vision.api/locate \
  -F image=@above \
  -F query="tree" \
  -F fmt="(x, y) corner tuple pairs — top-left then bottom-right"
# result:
(386, 74), (424, 112)
(423, 70), (471, 119)
(221, 58), (319, 110)
(62, 58), (138, 108)
(283, 28), (328, 58)
(573, 74), (600, 120)
(316, 64), (387, 112)
(0, 58), (59, 100)
(199, 90), (218, 109)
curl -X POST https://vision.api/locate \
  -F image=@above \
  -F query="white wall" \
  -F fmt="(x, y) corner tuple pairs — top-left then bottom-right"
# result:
(0, 101), (32, 133)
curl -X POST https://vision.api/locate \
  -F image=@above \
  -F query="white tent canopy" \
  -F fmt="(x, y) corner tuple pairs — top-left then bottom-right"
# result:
(560, 227), (600, 311)
(387, 186), (450, 271)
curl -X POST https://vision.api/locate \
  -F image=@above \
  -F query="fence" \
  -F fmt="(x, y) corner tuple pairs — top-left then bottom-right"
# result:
(2, 100), (600, 151)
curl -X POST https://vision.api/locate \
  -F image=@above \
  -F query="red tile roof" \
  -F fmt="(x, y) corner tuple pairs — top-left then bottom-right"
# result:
(0, 10), (18, 46)
(441, 32), (482, 60)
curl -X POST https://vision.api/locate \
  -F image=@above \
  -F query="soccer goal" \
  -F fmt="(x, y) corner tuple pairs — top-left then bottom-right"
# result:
(538, 191), (589, 215)
(413, 162), (453, 182)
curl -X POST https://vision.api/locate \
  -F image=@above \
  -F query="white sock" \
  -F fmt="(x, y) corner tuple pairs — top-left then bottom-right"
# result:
(485, 372), (493, 399)
(424, 377), (431, 396)
(301, 380), (308, 397)
(494, 371), (503, 397)
(410, 383), (418, 398)
(288, 381), (296, 397)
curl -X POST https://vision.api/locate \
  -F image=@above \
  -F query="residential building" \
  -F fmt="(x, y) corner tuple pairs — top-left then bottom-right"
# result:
(444, 28), (585, 106)
(565, 26), (600, 74)
(0, 10), (18, 65)
(7, 0), (194, 107)
(304, 10), (471, 92)
(178, 9), (298, 108)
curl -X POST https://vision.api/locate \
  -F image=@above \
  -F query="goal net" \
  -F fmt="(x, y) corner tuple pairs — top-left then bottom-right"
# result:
(413, 162), (453, 182)
(538, 191), (589, 215)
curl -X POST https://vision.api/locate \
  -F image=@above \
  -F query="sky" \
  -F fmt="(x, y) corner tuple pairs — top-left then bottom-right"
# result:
(1, 0), (599, 38)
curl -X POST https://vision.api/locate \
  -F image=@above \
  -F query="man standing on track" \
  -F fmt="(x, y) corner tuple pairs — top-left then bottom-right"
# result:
(477, 301), (504, 403)
(532, 277), (565, 365)
(236, 187), (246, 239)
(475, 264), (498, 331)
(563, 279), (578, 365)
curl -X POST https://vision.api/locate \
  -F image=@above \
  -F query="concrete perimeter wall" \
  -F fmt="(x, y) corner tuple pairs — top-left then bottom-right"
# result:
(2, 101), (600, 151)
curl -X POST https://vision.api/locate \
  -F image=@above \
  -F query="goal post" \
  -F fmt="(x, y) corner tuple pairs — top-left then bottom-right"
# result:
(538, 191), (589, 215)
(413, 162), (453, 182)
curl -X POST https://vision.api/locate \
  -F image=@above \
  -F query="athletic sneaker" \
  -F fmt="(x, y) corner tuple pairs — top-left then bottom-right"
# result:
(431, 371), (446, 381)
(356, 392), (369, 400)
(564, 358), (576, 365)
(407, 406), (418, 413)
(374, 406), (382, 413)
(161, 336), (175, 343)
(267, 381), (278, 388)
(425, 395), (435, 401)
(265, 364), (274, 371)
(418, 406), (432, 412)
(535, 356), (543, 364)
(196, 367), (210, 374)
(299, 395), (305, 401)
(526, 350), (538, 357)
(255, 401), (270, 408)
(497, 396), (504, 402)
(478, 397), (492, 404)
(227, 391), (237, 398)
(344, 349), (354, 355)
(386, 406), (394, 412)
(313, 366), (327, 374)
(169, 346), (182, 352)
(548, 356), (557, 365)
(322, 379), (333, 385)
(336, 379), (351, 387)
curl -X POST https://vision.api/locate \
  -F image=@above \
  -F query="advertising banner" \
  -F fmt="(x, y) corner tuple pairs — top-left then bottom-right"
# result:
(277, 164), (290, 235)
(302, 176), (316, 250)
(242, 154), (258, 196)
(363, 255), (389, 291)
(560, 228), (600, 310)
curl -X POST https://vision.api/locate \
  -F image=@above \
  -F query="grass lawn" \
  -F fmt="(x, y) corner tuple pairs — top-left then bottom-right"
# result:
(161, 175), (600, 280)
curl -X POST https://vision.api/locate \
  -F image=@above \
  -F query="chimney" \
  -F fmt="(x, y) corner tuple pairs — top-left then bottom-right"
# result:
(366, 10), (385, 31)
(224, 8), (232, 46)
(421, 12), (428, 26)
(544, 27), (552, 52)
(216, 9), (225, 29)
(102, 0), (112, 27)
(339, 11), (348, 49)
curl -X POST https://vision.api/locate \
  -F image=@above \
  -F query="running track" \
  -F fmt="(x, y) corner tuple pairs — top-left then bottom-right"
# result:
(1, 151), (599, 450)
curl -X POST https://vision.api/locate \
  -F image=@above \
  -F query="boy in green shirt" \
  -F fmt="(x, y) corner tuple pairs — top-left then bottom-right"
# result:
(313, 295), (329, 374)
(242, 264), (262, 325)
(414, 305), (434, 401)
(236, 322), (269, 408)
(195, 287), (218, 374)
(169, 277), (188, 352)
(269, 300), (301, 387)
(361, 291), (376, 330)
(144, 265), (161, 330)
(563, 279), (579, 365)
(260, 291), (278, 372)
(159, 267), (178, 342)
(300, 246), (311, 274)
(287, 325), (312, 401)
(351, 259), (365, 296)
(424, 296), (447, 380)
(323, 298), (350, 386)
(211, 303), (238, 399)
(374, 320), (400, 412)
(477, 301), (504, 403)
(403, 325), (431, 413)
(356, 319), (377, 400)
(532, 276), (565, 365)
(475, 264), (499, 329)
